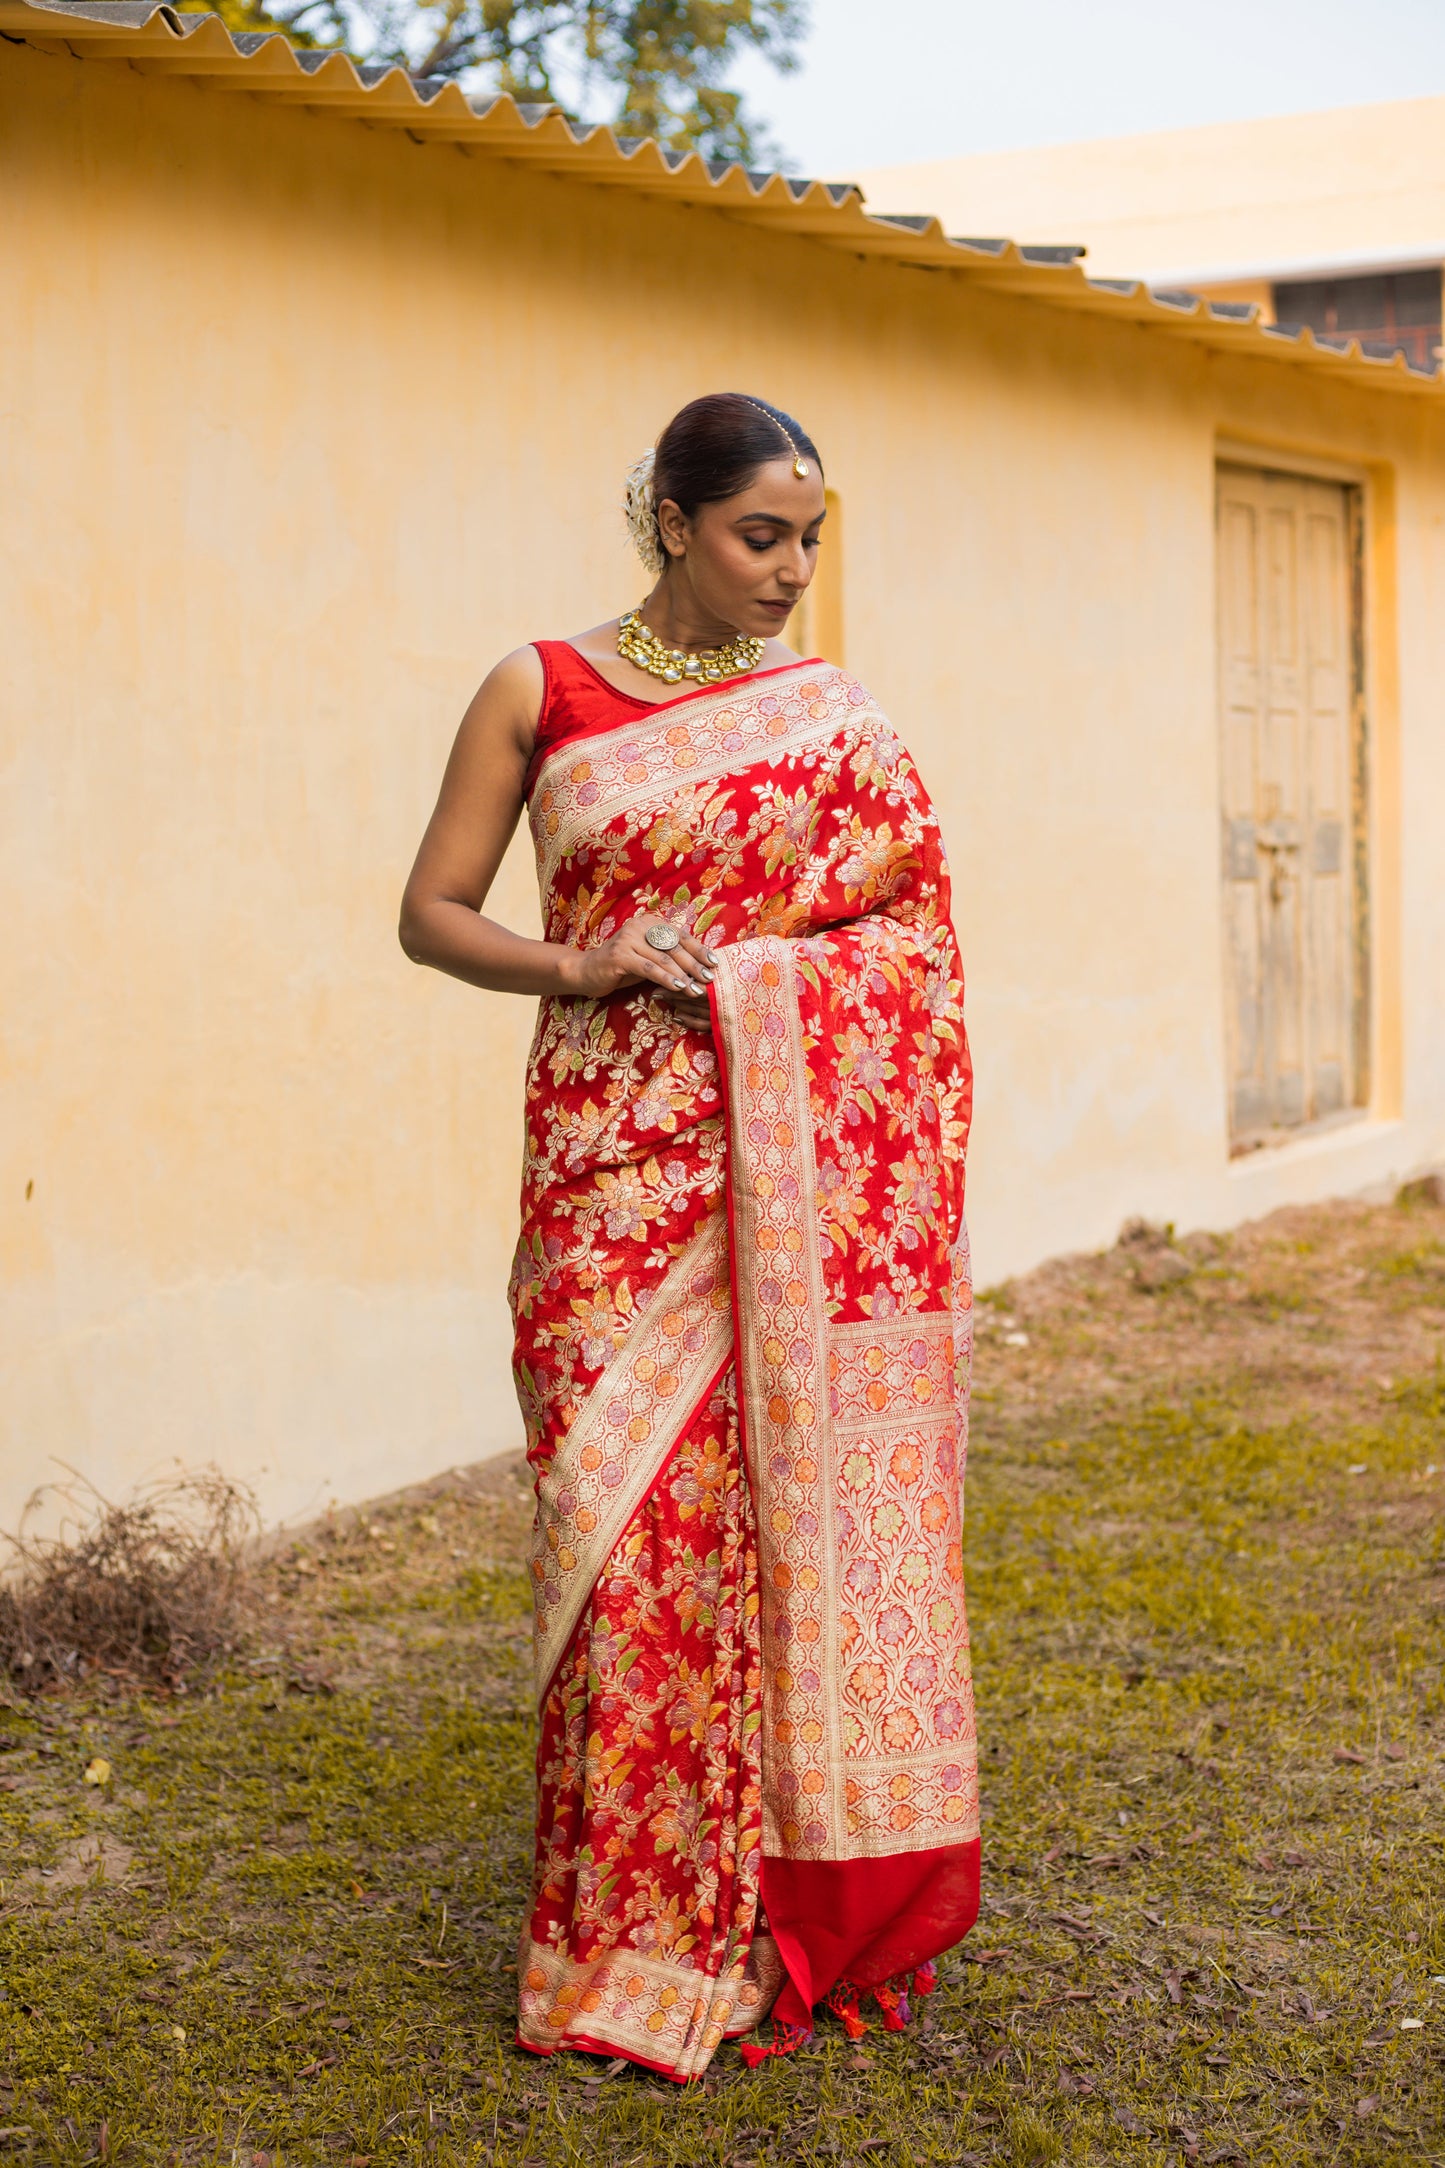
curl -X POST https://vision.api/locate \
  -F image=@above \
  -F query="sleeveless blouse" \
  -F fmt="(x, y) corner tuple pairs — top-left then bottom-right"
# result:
(526, 640), (821, 794)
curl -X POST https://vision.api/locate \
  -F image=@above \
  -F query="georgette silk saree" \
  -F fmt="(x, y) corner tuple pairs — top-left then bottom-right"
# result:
(511, 652), (979, 2080)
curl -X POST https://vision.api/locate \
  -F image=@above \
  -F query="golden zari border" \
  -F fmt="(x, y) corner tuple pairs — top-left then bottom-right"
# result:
(529, 662), (869, 891)
(517, 1931), (783, 2081)
(713, 938), (979, 1863)
(529, 1213), (734, 1706)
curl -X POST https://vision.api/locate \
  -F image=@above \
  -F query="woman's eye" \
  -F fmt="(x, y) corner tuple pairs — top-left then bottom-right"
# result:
(743, 535), (773, 552)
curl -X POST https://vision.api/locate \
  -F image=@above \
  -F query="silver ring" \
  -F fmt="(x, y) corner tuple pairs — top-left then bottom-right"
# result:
(644, 925), (681, 953)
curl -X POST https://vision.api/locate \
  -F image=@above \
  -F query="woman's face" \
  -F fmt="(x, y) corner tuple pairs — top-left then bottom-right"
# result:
(658, 457), (827, 636)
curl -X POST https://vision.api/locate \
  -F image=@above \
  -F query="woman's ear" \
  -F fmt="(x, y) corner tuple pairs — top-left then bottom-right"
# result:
(656, 496), (688, 560)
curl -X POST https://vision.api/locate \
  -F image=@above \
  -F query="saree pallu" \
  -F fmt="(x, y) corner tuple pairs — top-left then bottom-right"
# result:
(511, 655), (979, 2080)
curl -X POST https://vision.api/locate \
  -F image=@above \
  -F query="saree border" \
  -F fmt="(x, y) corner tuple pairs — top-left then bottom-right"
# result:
(711, 936), (847, 1857)
(712, 940), (980, 1864)
(529, 661), (866, 892)
(517, 1930), (783, 2079)
(530, 1213), (733, 1706)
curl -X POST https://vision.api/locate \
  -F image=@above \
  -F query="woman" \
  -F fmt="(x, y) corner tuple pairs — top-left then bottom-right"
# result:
(400, 393), (979, 2081)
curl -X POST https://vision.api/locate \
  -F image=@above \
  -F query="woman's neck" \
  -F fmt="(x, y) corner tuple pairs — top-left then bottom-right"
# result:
(637, 580), (739, 651)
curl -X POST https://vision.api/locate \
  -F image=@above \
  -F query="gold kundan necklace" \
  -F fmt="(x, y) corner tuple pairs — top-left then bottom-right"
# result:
(616, 607), (764, 687)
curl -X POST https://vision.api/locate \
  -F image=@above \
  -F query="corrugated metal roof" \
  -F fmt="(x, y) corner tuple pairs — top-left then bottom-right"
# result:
(5, 0), (1440, 396)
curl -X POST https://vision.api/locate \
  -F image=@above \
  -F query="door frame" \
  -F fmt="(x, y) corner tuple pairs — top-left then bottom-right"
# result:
(1211, 434), (1400, 1146)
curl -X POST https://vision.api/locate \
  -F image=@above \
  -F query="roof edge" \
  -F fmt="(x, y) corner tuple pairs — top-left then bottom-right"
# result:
(3, 0), (1439, 396)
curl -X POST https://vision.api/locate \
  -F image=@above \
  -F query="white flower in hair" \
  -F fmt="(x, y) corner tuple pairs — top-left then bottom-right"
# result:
(622, 448), (666, 576)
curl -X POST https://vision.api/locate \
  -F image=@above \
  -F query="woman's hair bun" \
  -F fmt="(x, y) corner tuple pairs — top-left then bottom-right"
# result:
(622, 448), (666, 576)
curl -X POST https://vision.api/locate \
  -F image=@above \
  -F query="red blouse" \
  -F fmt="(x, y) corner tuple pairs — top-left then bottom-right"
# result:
(525, 641), (820, 795)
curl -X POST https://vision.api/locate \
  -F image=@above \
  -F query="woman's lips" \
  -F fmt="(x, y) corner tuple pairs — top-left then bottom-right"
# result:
(758, 599), (793, 617)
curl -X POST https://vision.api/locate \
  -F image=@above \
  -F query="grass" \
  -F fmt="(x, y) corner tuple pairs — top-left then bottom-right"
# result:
(2, 1197), (1443, 2165)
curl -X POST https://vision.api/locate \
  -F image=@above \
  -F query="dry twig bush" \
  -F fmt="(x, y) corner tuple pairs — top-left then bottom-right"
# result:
(0, 1467), (259, 1692)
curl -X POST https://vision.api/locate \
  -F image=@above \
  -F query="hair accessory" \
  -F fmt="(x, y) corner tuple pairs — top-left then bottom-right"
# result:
(622, 447), (666, 574)
(617, 606), (765, 686)
(738, 396), (811, 478)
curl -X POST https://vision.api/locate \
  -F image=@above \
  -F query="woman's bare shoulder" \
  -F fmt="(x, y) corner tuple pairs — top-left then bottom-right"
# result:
(458, 643), (546, 750)
(480, 643), (546, 705)
(565, 619), (624, 660)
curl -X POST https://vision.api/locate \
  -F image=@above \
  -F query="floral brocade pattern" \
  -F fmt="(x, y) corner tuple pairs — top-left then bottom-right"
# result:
(519, 1376), (779, 2076)
(712, 933), (976, 1860)
(512, 660), (977, 2076)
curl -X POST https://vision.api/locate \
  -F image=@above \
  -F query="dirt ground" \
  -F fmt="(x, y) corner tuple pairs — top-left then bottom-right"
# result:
(1, 1190), (1442, 2165)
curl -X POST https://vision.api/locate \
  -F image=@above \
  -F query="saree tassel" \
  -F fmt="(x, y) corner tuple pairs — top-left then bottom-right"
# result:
(871, 1977), (911, 2032)
(737, 2019), (813, 2068)
(823, 1982), (870, 2040)
(912, 1960), (939, 1999)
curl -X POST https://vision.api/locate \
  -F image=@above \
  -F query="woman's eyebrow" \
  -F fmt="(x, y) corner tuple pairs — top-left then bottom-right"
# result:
(734, 510), (826, 532)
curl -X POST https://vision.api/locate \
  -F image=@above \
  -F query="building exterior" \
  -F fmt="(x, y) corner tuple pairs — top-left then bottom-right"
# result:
(4, 0), (1444, 1535)
(857, 98), (1445, 367)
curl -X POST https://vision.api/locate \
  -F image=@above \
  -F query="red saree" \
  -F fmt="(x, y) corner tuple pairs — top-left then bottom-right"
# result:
(511, 643), (978, 2079)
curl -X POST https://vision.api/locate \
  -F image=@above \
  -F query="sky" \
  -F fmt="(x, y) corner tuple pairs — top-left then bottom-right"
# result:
(730, 0), (1445, 177)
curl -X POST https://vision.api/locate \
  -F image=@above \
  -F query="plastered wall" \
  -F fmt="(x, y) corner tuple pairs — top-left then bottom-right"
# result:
(4, 43), (1444, 1531)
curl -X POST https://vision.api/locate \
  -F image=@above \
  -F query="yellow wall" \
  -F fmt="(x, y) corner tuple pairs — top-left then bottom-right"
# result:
(5, 42), (1445, 1533)
(857, 96), (1445, 286)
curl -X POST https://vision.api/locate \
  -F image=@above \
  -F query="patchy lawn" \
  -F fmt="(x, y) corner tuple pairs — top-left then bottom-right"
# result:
(2, 1194), (1444, 2167)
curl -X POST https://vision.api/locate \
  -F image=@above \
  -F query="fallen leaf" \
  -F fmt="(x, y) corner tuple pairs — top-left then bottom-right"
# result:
(1333, 1747), (1366, 1765)
(1164, 1971), (1184, 2005)
(1203, 2051), (1229, 2067)
(83, 1757), (111, 1786)
(1354, 2097), (1379, 2118)
(1384, 1742), (1407, 1761)
(411, 1957), (463, 1971)
(1114, 2107), (1144, 2134)
(1400, 2017), (1424, 2030)
(1282, 1850), (1307, 1868)
(1144, 1909), (1167, 1928)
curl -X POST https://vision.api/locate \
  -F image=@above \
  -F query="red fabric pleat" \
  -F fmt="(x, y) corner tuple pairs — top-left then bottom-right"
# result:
(760, 1840), (981, 2029)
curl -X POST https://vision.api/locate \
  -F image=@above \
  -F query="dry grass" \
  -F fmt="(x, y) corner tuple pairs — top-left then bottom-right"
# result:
(0, 1194), (1442, 2165)
(0, 1471), (259, 1694)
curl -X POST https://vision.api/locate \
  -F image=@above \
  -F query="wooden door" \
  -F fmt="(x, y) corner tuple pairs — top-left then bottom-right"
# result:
(1216, 465), (1364, 1150)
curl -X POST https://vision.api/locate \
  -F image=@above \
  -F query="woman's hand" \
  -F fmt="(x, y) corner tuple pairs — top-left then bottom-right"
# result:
(565, 919), (717, 1030)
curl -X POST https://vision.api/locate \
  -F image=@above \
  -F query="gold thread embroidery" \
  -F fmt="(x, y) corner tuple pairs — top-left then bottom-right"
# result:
(530, 664), (866, 891)
(530, 1213), (733, 1705)
(714, 939), (979, 1862)
(516, 1932), (781, 2079)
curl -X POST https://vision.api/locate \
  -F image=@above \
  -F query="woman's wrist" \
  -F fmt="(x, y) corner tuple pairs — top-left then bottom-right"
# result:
(548, 942), (584, 996)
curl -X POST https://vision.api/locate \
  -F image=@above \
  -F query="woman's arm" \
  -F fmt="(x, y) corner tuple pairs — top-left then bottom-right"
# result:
(398, 647), (715, 1015)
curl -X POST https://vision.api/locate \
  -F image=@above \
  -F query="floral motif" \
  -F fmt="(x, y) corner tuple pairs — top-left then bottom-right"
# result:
(513, 660), (976, 2075)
